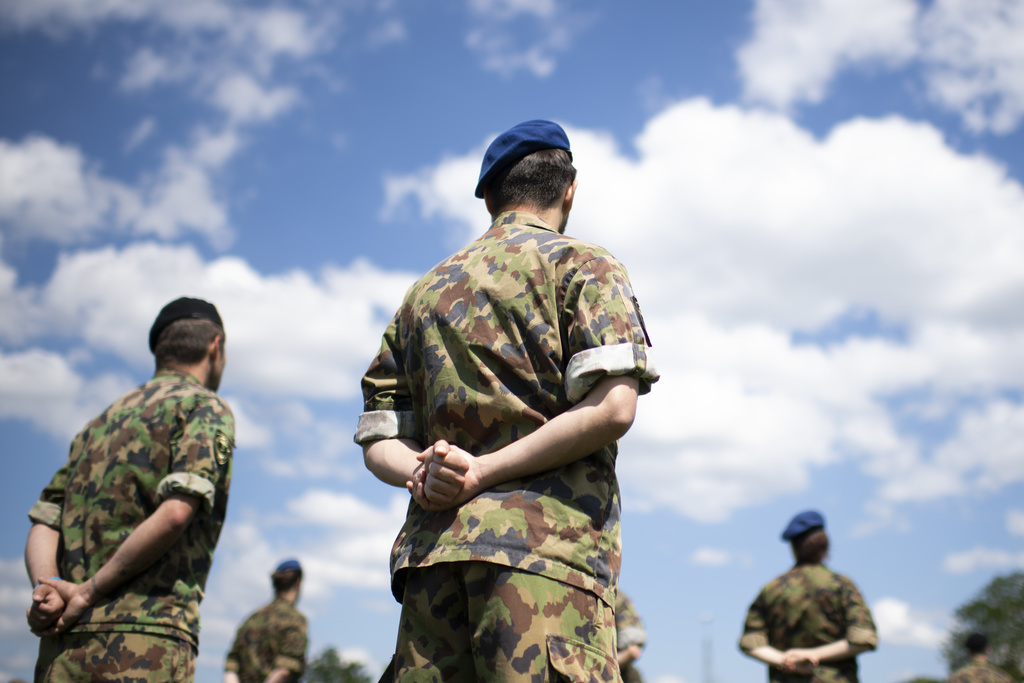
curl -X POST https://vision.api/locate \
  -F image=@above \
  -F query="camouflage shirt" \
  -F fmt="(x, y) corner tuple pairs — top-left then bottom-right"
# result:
(739, 563), (878, 683)
(225, 598), (307, 683)
(355, 211), (659, 606)
(28, 369), (235, 645)
(949, 661), (1014, 683)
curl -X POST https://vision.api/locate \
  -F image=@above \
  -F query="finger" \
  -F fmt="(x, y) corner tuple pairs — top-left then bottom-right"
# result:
(434, 440), (449, 455)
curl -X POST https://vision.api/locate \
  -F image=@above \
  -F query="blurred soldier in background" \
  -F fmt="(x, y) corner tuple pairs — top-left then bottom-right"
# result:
(25, 297), (234, 682)
(615, 591), (647, 683)
(356, 119), (659, 682)
(224, 559), (308, 683)
(948, 633), (1012, 683)
(739, 510), (878, 682)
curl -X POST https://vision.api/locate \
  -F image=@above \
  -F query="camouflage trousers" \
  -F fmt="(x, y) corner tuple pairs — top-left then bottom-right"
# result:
(35, 631), (195, 683)
(386, 561), (620, 683)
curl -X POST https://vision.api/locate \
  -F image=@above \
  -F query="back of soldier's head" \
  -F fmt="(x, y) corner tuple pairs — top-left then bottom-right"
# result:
(154, 318), (225, 368)
(271, 559), (303, 594)
(965, 632), (988, 655)
(791, 528), (829, 565)
(489, 148), (577, 213)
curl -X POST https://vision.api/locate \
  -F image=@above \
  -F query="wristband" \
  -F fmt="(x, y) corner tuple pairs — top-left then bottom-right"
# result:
(33, 576), (62, 589)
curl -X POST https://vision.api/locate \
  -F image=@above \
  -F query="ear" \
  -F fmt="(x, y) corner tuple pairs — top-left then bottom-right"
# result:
(483, 187), (495, 216)
(206, 335), (222, 362)
(562, 179), (578, 214)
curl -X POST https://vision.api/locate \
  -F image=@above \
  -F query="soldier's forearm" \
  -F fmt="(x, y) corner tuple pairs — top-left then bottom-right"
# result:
(807, 639), (871, 663)
(474, 374), (639, 489)
(363, 438), (424, 487)
(90, 494), (200, 599)
(25, 524), (61, 586)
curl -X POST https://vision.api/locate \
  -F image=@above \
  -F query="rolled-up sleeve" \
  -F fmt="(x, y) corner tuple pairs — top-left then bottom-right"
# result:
(28, 463), (68, 529)
(355, 311), (417, 444)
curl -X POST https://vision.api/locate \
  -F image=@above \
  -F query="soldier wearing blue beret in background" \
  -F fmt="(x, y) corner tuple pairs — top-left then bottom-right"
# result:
(25, 296), (234, 682)
(356, 119), (659, 682)
(224, 559), (308, 683)
(739, 511), (878, 683)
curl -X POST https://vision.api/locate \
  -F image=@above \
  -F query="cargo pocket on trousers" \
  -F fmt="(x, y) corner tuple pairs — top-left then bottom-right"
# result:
(547, 634), (618, 682)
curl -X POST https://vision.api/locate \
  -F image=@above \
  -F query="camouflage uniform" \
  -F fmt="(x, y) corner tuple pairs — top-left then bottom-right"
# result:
(225, 598), (308, 683)
(29, 369), (235, 681)
(356, 210), (659, 681)
(739, 563), (878, 683)
(615, 592), (646, 683)
(949, 661), (1013, 683)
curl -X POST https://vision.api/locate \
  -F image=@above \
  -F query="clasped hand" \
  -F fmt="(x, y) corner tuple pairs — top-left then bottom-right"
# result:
(26, 577), (96, 636)
(407, 440), (480, 511)
(778, 649), (818, 675)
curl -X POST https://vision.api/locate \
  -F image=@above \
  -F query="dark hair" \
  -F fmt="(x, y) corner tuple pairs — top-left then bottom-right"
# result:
(154, 318), (224, 368)
(791, 528), (829, 565)
(965, 633), (988, 655)
(272, 568), (303, 594)
(488, 148), (576, 212)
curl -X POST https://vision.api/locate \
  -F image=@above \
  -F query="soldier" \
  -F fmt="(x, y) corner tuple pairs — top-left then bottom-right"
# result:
(355, 119), (659, 682)
(224, 559), (308, 683)
(739, 510), (878, 683)
(615, 591), (647, 683)
(24, 296), (234, 682)
(948, 633), (1012, 683)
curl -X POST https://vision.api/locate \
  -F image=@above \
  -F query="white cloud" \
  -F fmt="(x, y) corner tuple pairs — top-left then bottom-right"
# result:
(738, 0), (918, 109)
(125, 117), (157, 152)
(464, 0), (591, 78)
(1008, 508), (1024, 536)
(872, 597), (947, 647)
(210, 73), (300, 124)
(920, 0), (1024, 133)
(943, 546), (1024, 573)
(737, 0), (1024, 134)
(0, 134), (233, 246)
(689, 547), (737, 567)
(385, 99), (1024, 521)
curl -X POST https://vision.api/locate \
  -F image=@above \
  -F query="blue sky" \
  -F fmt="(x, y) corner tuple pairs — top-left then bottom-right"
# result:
(2, 1), (1024, 681)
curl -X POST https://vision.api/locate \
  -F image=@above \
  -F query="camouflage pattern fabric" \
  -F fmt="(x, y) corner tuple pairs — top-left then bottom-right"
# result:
(355, 211), (659, 608)
(615, 592), (646, 683)
(27, 369), (235, 645)
(225, 598), (308, 683)
(949, 661), (1014, 683)
(739, 563), (878, 683)
(390, 561), (620, 683)
(35, 630), (195, 683)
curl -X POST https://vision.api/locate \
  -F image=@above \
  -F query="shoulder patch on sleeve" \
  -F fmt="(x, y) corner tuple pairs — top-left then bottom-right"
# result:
(215, 430), (233, 465)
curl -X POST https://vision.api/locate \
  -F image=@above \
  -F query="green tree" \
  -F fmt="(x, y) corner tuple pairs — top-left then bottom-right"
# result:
(943, 571), (1024, 680)
(304, 647), (374, 683)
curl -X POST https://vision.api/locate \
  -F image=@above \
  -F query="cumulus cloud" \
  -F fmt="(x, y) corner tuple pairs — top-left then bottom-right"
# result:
(737, 0), (1024, 134)
(0, 134), (233, 246)
(385, 99), (1024, 521)
(738, 0), (918, 109)
(943, 546), (1024, 573)
(689, 547), (751, 567)
(872, 597), (948, 647)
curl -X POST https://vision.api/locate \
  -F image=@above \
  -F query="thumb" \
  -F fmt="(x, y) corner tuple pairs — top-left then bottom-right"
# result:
(434, 440), (450, 456)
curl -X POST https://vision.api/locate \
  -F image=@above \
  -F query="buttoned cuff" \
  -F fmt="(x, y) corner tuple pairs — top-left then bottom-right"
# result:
(354, 410), (417, 443)
(156, 473), (216, 514)
(28, 500), (62, 528)
(565, 343), (660, 403)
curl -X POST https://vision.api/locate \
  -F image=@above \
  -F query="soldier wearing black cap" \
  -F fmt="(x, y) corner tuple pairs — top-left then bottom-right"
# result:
(357, 120), (658, 681)
(739, 510), (878, 683)
(25, 296), (234, 682)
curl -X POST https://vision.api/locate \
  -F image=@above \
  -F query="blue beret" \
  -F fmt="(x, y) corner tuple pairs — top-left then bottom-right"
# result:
(475, 119), (572, 198)
(273, 559), (302, 574)
(781, 510), (825, 541)
(149, 297), (223, 353)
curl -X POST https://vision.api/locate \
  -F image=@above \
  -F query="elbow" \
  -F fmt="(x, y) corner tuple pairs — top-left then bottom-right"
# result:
(606, 401), (636, 439)
(161, 497), (199, 534)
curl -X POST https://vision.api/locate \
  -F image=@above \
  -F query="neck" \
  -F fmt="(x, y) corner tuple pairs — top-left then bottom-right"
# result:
(971, 654), (988, 664)
(277, 587), (300, 604)
(159, 361), (209, 387)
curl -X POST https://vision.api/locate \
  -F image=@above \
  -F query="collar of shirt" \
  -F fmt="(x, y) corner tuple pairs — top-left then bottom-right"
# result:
(153, 367), (203, 386)
(491, 210), (557, 234)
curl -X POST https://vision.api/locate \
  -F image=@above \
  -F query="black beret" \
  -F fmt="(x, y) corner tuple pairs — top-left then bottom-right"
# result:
(781, 510), (825, 541)
(475, 119), (572, 198)
(149, 297), (223, 353)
